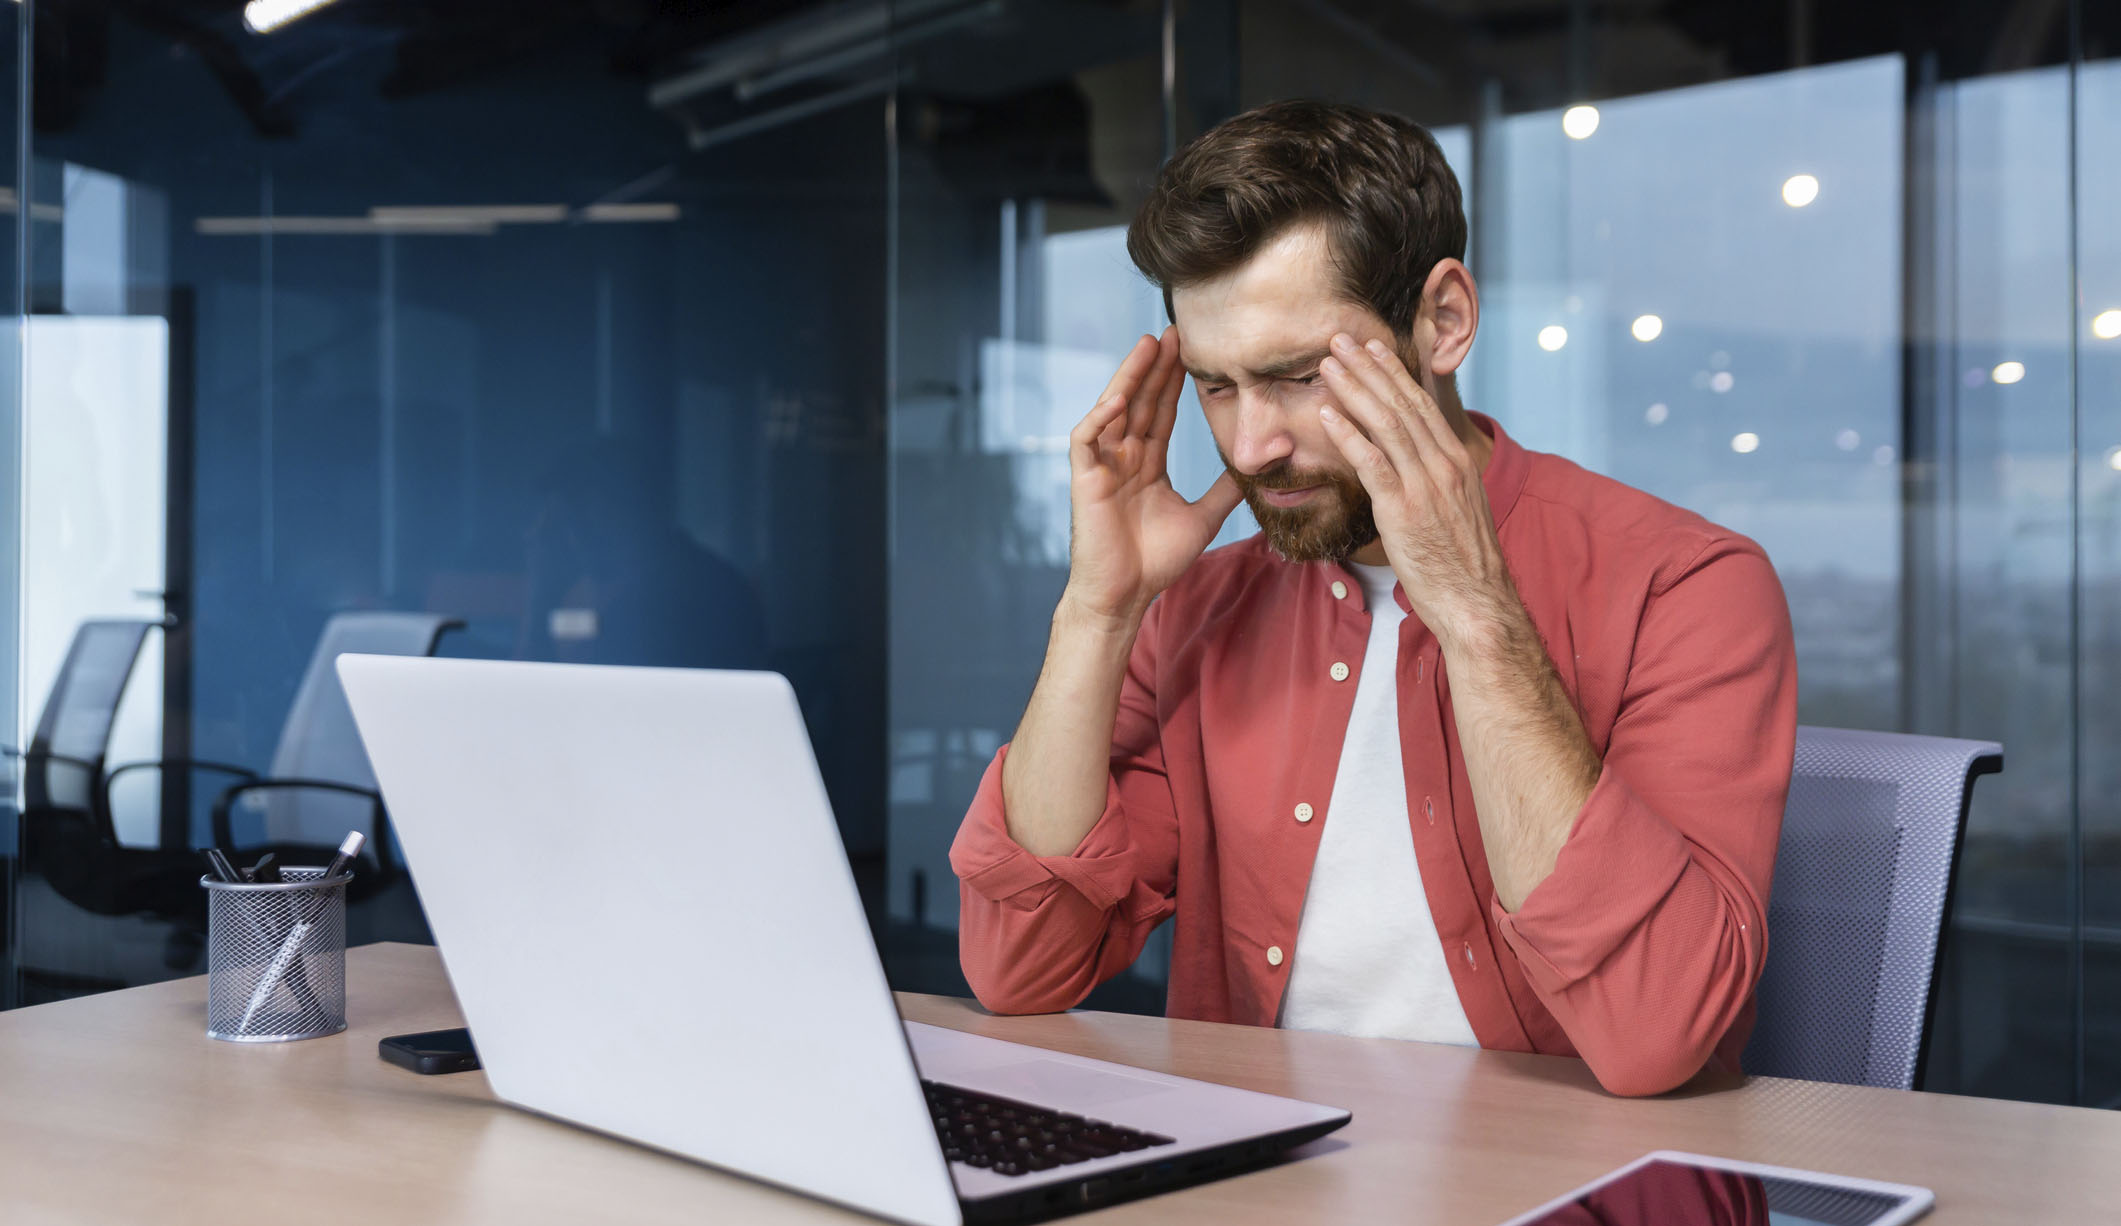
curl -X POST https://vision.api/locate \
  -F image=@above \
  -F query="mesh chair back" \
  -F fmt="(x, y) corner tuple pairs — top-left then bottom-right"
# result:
(1744, 725), (2001, 1089)
(25, 619), (156, 816)
(252, 612), (458, 843)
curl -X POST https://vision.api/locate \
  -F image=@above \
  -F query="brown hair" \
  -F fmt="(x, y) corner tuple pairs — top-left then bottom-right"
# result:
(1126, 99), (1467, 340)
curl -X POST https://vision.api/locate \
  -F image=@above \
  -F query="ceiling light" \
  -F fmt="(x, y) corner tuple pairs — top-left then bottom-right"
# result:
(1562, 106), (1600, 140)
(1731, 432), (1760, 454)
(194, 216), (496, 236)
(1836, 429), (1861, 451)
(1710, 371), (1735, 393)
(1644, 403), (1669, 425)
(2093, 309), (2121, 340)
(1630, 314), (1663, 342)
(1991, 361), (2025, 385)
(1537, 325), (1569, 352)
(370, 205), (567, 225)
(2107, 446), (2121, 473)
(244, 0), (341, 34)
(581, 203), (682, 223)
(1781, 174), (1820, 208)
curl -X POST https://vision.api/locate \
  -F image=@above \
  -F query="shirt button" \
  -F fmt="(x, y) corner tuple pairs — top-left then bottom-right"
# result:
(1462, 943), (1476, 969)
(1330, 580), (1348, 600)
(1267, 945), (1284, 968)
(1329, 661), (1350, 682)
(1294, 802), (1314, 824)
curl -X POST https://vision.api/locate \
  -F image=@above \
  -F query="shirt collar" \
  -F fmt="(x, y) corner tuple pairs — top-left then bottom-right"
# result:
(1469, 411), (1530, 535)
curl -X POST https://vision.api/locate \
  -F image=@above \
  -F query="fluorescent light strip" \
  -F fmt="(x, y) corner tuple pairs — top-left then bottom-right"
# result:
(195, 203), (682, 236)
(244, 0), (342, 34)
(581, 203), (681, 223)
(371, 204), (569, 225)
(196, 216), (495, 236)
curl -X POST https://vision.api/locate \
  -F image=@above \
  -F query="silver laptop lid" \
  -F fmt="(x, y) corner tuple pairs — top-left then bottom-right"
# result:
(338, 655), (961, 1226)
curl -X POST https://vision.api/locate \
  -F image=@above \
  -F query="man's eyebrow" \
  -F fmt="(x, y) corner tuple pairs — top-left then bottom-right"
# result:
(1186, 347), (1333, 385)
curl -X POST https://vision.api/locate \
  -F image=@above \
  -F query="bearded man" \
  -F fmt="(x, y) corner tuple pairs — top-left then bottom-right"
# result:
(950, 99), (1797, 1097)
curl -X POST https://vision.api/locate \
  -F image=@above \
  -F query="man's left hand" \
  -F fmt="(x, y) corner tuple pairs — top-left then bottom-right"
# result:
(1316, 331), (1510, 650)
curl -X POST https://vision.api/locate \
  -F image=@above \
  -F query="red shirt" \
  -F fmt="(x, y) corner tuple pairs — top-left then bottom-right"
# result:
(950, 414), (1798, 1096)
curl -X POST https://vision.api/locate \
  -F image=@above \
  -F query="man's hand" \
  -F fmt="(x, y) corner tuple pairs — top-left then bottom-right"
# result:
(998, 328), (1242, 859)
(1064, 327), (1245, 625)
(1314, 332), (1512, 650)
(1316, 330), (1601, 912)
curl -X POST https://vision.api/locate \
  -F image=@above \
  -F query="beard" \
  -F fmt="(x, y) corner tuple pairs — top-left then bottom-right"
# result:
(1221, 451), (1379, 563)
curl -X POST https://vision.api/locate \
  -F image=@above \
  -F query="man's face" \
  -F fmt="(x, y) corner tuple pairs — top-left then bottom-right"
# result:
(1172, 224), (1418, 563)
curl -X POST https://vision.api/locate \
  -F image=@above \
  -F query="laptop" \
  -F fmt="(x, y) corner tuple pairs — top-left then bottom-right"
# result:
(337, 655), (1350, 1226)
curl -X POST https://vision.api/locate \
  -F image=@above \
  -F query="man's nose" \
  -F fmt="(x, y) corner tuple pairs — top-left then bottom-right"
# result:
(1228, 392), (1295, 475)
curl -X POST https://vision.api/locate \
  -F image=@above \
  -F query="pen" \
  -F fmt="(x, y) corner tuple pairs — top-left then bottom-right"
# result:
(239, 911), (316, 1031)
(238, 830), (364, 1032)
(206, 848), (244, 883)
(243, 852), (326, 1012)
(320, 831), (365, 884)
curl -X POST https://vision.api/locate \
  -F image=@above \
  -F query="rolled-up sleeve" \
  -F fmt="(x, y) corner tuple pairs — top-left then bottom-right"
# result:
(1494, 537), (1797, 1096)
(950, 599), (1182, 1014)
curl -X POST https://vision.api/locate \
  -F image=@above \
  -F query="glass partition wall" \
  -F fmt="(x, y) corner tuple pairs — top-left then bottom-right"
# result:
(1, 0), (2114, 1111)
(1, 3), (889, 1002)
(879, 0), (2120, 1109)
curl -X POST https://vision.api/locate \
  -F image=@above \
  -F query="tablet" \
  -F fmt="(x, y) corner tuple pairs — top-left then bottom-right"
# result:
(1498, 1151), (1934, 1226)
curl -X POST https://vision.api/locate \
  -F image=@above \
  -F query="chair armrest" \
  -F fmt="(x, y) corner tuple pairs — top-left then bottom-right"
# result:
(7, 747), (105, 829)
(105, 757), (258, 783)
(102, 759), (259, 846)
(3, 746), (99, 772)
(211, 778), (390, 870)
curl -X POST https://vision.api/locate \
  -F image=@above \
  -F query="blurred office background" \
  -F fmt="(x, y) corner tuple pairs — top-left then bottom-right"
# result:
(0, 0), (2112, 1111)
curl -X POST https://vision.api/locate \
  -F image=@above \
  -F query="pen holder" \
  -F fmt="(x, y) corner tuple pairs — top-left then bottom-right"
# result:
(203, 867), (351, 1042)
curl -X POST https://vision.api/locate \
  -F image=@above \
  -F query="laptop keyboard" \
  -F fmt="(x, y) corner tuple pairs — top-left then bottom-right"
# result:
(923, 1080), (1176, 1178)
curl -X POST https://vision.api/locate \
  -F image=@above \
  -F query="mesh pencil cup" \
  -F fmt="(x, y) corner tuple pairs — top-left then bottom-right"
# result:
(203, 866), (350, 1041)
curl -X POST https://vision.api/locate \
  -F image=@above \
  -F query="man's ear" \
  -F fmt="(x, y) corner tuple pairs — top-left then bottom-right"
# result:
(1421, 259), (1479, 379)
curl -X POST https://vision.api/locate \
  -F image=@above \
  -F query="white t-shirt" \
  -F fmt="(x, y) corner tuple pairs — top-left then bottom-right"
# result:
(1276, 561), (1480, 1046)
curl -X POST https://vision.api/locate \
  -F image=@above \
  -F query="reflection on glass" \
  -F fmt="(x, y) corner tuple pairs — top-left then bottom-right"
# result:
(1516, 1160), (1916, 1226)
(885, 6), (1173, 1004)
(1469, 58), (1906, 736)
(7, 5), (890, 1003)
(2077, 55), (2121, 1110)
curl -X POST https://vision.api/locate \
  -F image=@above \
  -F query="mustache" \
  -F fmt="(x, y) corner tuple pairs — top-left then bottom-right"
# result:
(1231, 462), (1343, 492)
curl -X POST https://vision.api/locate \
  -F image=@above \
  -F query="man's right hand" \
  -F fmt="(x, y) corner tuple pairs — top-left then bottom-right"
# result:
(1062, 328), (1244, 625)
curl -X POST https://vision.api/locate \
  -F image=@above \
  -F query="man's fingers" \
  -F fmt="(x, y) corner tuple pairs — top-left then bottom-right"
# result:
(1352, 336), (1468, 471)
(1095, 334), (1162, 421)
(1147, 329), (1187, 444)
(1070, 393), (1130, 470)
(1318, 405), (1399, 492)
(1126, 328), (1182, 439)
(1319, 354), (1421, 476)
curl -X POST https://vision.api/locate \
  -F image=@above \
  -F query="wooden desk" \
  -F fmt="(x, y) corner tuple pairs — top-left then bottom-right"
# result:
(1, 942), (2113, 1224)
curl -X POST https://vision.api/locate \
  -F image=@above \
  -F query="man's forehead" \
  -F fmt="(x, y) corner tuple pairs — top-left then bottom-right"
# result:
(1173, 296), (1370, 381)
(1179, 339), (1330, 383)
(1169, 226), (1375, 380)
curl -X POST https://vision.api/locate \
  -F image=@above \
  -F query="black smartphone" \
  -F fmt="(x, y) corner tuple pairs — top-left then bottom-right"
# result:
(379, 1027), (481, 1074)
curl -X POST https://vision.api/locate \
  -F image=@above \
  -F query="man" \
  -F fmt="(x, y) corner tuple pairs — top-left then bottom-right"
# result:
(949, 99), (1796, 1097)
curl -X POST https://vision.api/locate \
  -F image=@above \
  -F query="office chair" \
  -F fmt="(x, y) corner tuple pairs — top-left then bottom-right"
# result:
(13, 620), (156, 824)
(10, 619), (205, 922)
(203, 611), (462, 887)
(1743, 725), (2003, 1090)
(102, 611), (460, 896)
